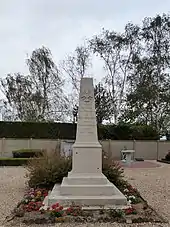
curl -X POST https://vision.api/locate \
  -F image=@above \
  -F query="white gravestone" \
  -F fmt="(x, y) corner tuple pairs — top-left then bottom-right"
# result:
(47, 78), (127, 208)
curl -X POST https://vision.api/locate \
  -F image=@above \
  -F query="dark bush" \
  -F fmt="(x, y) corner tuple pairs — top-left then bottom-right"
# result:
(12, 149), (45, 158)
(26, 149), (127, 191)
(165, 151), (170, 161)
(0, 158), (39, 166)
(102, 150), (128, 191)
(26, 151), (72, 189)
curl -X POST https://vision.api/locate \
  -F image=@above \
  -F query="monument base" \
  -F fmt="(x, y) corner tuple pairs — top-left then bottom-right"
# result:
(47, 172), (127, 208)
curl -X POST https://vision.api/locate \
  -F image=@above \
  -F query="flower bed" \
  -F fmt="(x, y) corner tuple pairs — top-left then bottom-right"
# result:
(8, 185), (166, 225)
(16, 188), (48, 212)
(4, 152), (167, 225)
(157, 151), (170, 164)
(157, 159), (170, 164)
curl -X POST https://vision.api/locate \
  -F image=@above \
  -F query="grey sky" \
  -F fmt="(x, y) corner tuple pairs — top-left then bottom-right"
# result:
(0, 0), (170, 85)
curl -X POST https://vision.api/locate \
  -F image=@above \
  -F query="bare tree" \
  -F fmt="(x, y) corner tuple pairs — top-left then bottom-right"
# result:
(61, 45), (91, 95)
(89, 27), (140, 123)
(0, 73), (40, 121)
(1, 46), (69, 122)
(61, 45), (91, 120)
(121, 14), (170, 132)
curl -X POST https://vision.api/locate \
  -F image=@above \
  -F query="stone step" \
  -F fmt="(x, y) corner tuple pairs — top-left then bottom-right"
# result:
(63, 176), (108, 185)
(60, 184), (118, 196)
(48, 194), (127, 206)
(47, 184), (127, 207)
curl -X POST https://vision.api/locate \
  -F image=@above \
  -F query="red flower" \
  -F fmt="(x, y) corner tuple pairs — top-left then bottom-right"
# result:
(29, 201), (35, 205)
(128, 185), (133, 190)
(37, 201), (43, 206)
(125, 208), (131, 214)
(124, 207), (136, 215)
(66, 207), (72, 214)
(67, 207), (72, 212)
(52, 202), (59, 210)
(52, 204), (57, 209)
(59, 206), (63, 210)
(43, 192), (48, 197)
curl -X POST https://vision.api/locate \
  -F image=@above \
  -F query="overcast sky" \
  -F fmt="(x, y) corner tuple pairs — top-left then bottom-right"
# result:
(0, 0), (170, 83)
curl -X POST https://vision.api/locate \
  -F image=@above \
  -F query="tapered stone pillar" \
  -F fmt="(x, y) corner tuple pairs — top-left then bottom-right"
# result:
(47, 78), (127, 208)
(69, 78), (102, 176)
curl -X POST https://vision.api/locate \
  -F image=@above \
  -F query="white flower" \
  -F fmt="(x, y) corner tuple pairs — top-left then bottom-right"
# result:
(124, 189), (129, 192)
(43, 205), (49, 211)
(129, 195), (135, 199)
(128, 199), (132, 204)
(39, 205), (50, 211)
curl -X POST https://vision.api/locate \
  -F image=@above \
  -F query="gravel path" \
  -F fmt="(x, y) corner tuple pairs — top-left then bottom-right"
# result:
(0, 161), (170, 227)
(124, 161), (170, 224)
(0, 167), (26, 225)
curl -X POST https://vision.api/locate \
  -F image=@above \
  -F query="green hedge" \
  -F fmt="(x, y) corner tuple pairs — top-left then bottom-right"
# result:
(98, 124), (159, 140)
(0, 121), (159, 140)
(0, 158), (41, 166)
(12, 149), (45, 158)
(0, 121), (76, 139)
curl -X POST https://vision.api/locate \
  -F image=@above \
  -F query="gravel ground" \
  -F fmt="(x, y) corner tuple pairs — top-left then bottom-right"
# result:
(0, 161), (169, 227)
(124, 161), (170, 224)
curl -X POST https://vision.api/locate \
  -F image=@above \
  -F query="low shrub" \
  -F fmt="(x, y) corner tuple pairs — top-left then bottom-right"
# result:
(26, 149), (126, 190)
(26, 151), (72, 189)
(102, 150), (128, 191)
(0, 158), (39, 166)
(13, 149), (45, 158)
(165, 151), (170, 161)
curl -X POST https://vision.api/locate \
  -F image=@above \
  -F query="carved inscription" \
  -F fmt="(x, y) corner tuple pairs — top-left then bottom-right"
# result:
(79, 130), (94, 134)
(81, 90), (93, 103)
(78, 126), (95, 135)
(82, 111), (95, 118)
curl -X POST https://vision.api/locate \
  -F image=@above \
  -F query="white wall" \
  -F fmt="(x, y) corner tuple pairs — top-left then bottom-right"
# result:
(0, 138), (59, 157)
(0, 138), (169, 160)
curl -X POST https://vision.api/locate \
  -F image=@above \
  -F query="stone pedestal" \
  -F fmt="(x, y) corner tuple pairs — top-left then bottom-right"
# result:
(47, 78), (127, 208)
(121, 150), (135, 166)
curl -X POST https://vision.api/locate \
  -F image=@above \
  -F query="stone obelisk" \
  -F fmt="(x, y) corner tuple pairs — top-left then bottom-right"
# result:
(69, 77), (102, 176)
(48, 78), (127, 207)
